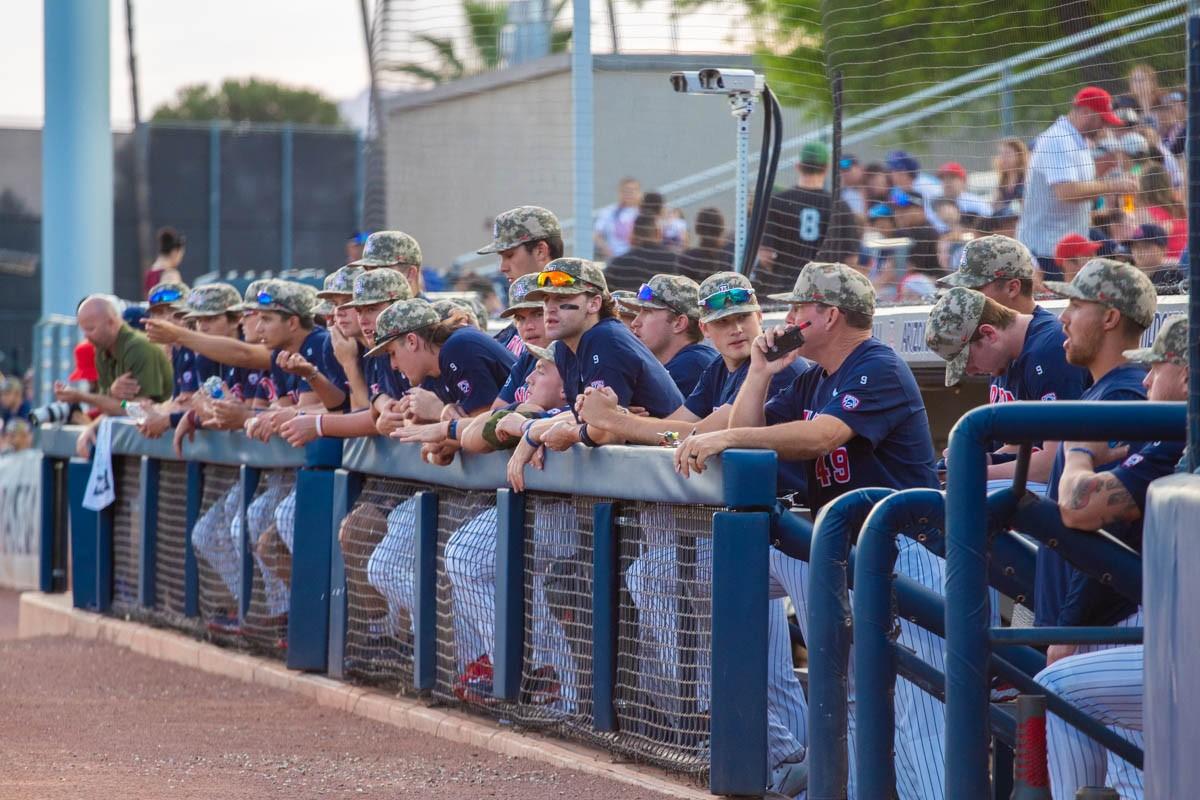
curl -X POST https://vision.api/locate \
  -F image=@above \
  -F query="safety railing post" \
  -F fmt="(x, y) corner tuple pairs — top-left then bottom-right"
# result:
(710, 449), (775, 796)
(40, 456), (68, 593)
(591, 502), (618, 731)
(67, 457), (100, 609)
(413, 490), (440, 692)
(494, 487), (527, 702)
(807, 488), (894, 800)
(237, 465), (261, 624)
(137, 456), (160, 608)
(326, 469), (362, 681)
(287, 444), (342, 670)
(182, 462), (203, 617)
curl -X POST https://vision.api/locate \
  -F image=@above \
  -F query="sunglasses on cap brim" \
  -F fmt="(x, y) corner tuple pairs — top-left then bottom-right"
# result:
(149, 288), (184, 306)
(535, 270), (600, 291)
(636, 283), (689, 316)
(699, 287), (755, 311)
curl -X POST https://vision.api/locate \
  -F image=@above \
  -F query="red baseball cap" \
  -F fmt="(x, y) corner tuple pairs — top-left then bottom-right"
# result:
(68, 340), (98, 382)
(1054, 233), (1102, 267)
(1073, 86), (1123, 127)
(938, 162), (967, 181)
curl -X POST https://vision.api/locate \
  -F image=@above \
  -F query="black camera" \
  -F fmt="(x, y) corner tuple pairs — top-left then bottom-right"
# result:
(27, 401), (76, 426)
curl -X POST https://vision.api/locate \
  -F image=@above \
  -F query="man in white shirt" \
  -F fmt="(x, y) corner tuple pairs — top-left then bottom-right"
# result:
(593, 177), (642, 260)
(1016, 86), (1138, 281)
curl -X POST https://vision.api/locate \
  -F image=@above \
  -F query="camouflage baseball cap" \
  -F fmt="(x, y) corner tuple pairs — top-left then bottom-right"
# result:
(620, 274), (702, 319)
(524, 341), (556, 362)
(697, 272), (760, 324)
(244, 279), (319, 318)
(1044, 257), (1157, 328)
(147, 281), (190, 310)
(477, 206), (562, 255)
(499, 273), (543, 318)
(924, 287), (987, 387)
(364, 298), (440, 357)
(767, 262), (876, 317)
(348, 230), (422, 268)
(241, 279), (268, 307)
(432, 297), (480, 327)
(182, 283), (242, 319)
(1123, 315), (1188, 365)
(526, 257), (609, 300)
(343, 268), (413, 308)
(317, 265), (365, 300)
(937, 235), (1036, 288)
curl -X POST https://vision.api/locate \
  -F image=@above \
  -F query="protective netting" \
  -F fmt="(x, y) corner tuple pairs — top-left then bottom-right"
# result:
(370, 0), (1187, 305)
(239, 469), (297, 658)
(110, 456), (142, 616)
(340, 476), (426, 691)
(613, 500), (714, 776)
(193, 464), (242, 636)
(149, 461), (196, 632)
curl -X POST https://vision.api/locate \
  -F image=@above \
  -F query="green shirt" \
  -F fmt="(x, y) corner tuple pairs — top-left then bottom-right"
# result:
(94, 324), (174, 403)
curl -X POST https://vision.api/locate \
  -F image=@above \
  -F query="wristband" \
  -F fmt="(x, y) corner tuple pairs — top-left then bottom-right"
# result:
(579, 423), (600, 448)
(314, 414), (325, 438)
(1067, 447), (1095, 460)
(521, 418), (536, 435)
(447, 418), (458, 440)
(524, 427), (541, 448)
(988, 452), (1018, 465)
(169, 411), (185, 429)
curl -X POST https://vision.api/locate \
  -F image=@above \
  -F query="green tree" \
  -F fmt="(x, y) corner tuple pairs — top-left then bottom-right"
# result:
(386, 0), (572, 86)
(151, 78), (343, 125)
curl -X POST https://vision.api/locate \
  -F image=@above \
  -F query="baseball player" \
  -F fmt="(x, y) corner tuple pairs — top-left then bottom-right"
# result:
(932, 236), (1089, 492)
(675, 263), (945, 799)
(475, 205), (564, 353)
(624, 274), (716, 397)
(1034, 316), (1188, 800)
(492, 273), (552, 409)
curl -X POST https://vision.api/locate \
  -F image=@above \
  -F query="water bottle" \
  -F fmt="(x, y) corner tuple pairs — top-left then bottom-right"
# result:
(121, 400), (147, 423)
(199, 375), (225, 400)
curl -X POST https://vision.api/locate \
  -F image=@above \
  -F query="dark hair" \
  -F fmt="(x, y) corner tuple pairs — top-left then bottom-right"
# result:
(157, 226), (185, 255)
(598, 295), (618, 319)
(262, 309), (314, 331)
(694, 207), (725, 249)
(633, 214), (659, 244)
(1119, 314), (1148, 340)
(799, 162), (827, 177)
(976, 296), (1018, 332)
(522, 234), (565, 260)
(684, 316), (703, 343)
(412, 309), (474, 347)
(819, 303), (872, 330)
(640, 192), (665, 217)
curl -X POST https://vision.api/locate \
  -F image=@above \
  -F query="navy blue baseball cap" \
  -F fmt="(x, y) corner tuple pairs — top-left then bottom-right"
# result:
(123, 305), (148, 330)
(1130, 224), (1168, 247)
(885, 150), (920, 175)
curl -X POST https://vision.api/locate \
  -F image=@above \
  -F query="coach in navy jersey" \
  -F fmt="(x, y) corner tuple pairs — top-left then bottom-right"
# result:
(1031, 258), (1159, 630)
(476, 205), (564, 353)
(506, 257), (682, 490)
(621, 274), (716, 397)
(925, 285), (1087, 490)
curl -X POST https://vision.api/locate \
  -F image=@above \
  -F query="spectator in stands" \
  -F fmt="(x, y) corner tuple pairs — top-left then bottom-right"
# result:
(1053, 233), (1102, 283)
(926, 162), (991, 233)
(0, 376), (30, 426)
(621, 274), (715, 397)
(993, 137), (1028, 215)
(755, 141), (858, 296)
(932, 198), (971, 272)
(1088, 207), (1135, 258)
(983, 212), (1019, 241)
(593, 177), (642, 260)
(1017, 86), (1138, 281)
(863, 162), (890, 206)
(675, 207), (732, 282)
(57, 295), (174, 457)
(143, 227), (186, 299)
(1137, 163), (1187, 261)
(839, 153), (867, 216)
(604, 213), (678, 293)
(892, 190), (942, 301)
(346, 231), (368, 264)
(1, 418), (32, 453)
(640, 191), (688, 252)
(1158, 89), (1187, 158)
(1125, 63), (1163, 132)
(1129, 224), (1187, 293)
(885, 150), (940, 199)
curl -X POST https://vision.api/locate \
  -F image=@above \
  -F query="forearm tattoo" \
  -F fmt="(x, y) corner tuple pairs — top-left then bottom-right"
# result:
(1065, 473), (1137, 520)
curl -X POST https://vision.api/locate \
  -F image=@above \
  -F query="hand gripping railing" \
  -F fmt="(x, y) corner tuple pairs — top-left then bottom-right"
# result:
(944, 401), (1188, 798)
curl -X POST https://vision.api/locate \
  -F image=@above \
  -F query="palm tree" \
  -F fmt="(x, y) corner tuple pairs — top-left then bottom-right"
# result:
(386, 0), (572, 86)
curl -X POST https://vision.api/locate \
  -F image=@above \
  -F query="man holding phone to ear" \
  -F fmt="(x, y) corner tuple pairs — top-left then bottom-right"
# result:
(675, 262), (946, 800)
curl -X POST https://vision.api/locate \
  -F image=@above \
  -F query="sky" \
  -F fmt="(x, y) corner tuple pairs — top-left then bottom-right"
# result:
(0, 0), (749, 130)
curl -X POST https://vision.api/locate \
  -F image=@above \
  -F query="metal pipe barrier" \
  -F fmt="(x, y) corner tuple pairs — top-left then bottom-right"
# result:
(945, 401), (1188, 797)
(40, 421), (778, 796)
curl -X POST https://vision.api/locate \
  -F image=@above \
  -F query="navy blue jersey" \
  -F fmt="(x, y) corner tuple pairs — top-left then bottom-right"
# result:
(218, 362), (260, 403)
(434, 327), (516, 413)
(171, 346), (198, 397)
(363, 344), (410, 405)
(989, 307), (1088, 406)
(665, 342), (718, 398)
(266, 328), (340, 406)
(764, 338), (939, 512)
(685, 355), (811, 495)
(555, 318), (684, 419)
(494, 323), (526, 357)
(498, 351), (539, 405)
(1035, 363), (1148, 627)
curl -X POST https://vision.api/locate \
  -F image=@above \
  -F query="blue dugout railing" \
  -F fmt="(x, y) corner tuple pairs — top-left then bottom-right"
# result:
(38, 421), (778, 797)
(945, 401), (1188, 798)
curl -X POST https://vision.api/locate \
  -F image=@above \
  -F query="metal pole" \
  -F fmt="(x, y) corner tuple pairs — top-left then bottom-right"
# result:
(571, 0), (594, 259)
(280, 124), (294, 270)
(208, 122), (221, 274)
(1188, 0), (1200, 471)
(42, 0), (112, 316)
(831, 71), (843, 203)
(731, 94), (755, 273)
(124, 0), (153, 283)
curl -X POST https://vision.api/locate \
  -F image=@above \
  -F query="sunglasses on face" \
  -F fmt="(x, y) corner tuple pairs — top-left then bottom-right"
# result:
(149, 288), (183, 305)
(699, 287), (755, 311)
